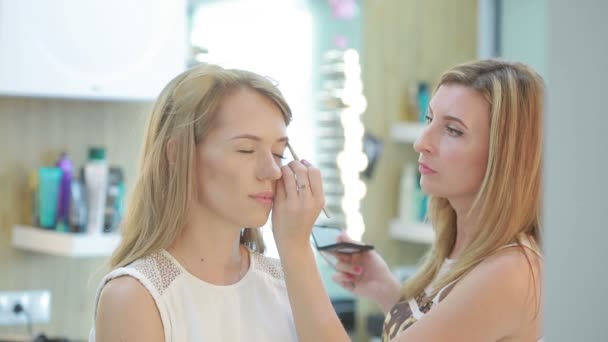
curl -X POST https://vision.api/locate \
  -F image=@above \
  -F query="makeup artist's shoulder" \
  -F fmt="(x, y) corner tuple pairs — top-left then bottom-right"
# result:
(460, 246), (543, 317)
(477, 246), (542, 286)
(96, 276), (164, 341)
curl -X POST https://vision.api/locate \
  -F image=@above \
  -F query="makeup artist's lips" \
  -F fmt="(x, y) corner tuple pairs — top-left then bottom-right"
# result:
(418, 162), (437, 175)
(249, 192), (274, 207)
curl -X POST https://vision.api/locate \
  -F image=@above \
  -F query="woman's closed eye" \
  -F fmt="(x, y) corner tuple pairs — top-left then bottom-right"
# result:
(237, 150), (286, 160)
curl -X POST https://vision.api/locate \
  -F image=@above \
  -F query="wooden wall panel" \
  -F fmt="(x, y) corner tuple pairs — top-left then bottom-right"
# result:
(361, 0), (477, 265)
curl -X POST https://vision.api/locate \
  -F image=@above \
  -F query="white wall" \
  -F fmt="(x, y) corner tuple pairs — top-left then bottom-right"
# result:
(499, 0), (548, 78)
(190, 1), (314, 259)
(544, 0), (608, 340)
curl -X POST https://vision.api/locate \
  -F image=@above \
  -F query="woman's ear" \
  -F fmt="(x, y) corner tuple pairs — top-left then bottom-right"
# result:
(166, 138), (177, 165)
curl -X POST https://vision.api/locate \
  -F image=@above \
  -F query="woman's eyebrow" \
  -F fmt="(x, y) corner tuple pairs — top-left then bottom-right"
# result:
(229, 134), (289, 143)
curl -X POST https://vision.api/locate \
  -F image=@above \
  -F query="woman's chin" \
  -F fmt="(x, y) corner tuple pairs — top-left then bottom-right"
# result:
(244, 215), (269, 229)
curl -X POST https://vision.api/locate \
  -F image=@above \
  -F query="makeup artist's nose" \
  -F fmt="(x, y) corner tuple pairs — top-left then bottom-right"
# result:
(414, 124), (436, 155)
(256, 152), (282, 181)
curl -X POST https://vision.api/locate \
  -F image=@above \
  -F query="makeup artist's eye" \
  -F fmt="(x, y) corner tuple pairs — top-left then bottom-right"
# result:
(425, 115), (433, 124)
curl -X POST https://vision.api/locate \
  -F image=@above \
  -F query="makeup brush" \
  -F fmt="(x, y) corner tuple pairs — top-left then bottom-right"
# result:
(286, 142), (330, 219)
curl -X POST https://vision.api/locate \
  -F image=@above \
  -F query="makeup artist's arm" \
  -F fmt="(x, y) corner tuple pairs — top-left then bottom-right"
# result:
(331, 235), (402, 315)
(272, 160), (350, 342)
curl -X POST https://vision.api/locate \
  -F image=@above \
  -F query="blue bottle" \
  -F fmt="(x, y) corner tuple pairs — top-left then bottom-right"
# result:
(37, 167), (63, 229)
(417, 82), (430, 123)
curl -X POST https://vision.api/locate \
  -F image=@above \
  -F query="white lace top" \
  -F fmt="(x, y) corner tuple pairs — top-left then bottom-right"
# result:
(89, 249), (297, 342)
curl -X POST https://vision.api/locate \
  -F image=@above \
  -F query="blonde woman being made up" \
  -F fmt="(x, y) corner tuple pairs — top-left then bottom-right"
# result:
(91, 64), (323, 341)
(271, 59), (545, 342)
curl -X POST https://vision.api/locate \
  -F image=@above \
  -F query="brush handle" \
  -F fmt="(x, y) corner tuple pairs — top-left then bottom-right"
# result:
(287, 143), (330, 219)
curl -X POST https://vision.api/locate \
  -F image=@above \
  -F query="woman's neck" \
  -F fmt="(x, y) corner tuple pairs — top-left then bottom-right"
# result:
(167, 207), (249, 285)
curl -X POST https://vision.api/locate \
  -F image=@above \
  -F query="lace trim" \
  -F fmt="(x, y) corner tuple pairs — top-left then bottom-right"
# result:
(253, 253), (285, 280)
(127, 250), (182, 295)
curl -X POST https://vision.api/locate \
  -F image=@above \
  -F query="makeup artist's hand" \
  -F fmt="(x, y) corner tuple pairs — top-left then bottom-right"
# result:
(272, 159), (325, 252)
(330, 232), (402, 314)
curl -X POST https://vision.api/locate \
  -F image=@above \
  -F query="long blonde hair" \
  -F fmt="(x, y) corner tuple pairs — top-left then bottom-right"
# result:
(110, 64), (292, 269)
(402, 59), (544, 300)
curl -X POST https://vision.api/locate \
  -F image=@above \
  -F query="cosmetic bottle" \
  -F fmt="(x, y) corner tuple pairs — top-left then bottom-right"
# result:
(85, 147), (108, 234)
(417, 82), (430, 123)
(398, 164), (415, 222)
(37, 167), (62, 229)
(103, 167), (124, 233)
(414, 171), (428, 223)
(55, 153), (73, 232)
(69, 176), (88, 233)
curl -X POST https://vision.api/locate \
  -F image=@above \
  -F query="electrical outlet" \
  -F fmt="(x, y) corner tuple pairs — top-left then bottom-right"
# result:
(0, 290), (51, 326)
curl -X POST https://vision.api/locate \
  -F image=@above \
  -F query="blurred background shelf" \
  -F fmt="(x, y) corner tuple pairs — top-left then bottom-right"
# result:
(389, 219), (434, 244)
(390, 122), (425, 144)
(11, 225), (120, 258)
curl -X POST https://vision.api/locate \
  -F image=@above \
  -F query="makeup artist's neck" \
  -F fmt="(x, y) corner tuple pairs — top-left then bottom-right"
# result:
(448, 196), (480, 259)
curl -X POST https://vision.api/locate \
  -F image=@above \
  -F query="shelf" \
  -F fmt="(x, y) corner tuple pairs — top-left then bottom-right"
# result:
(390, 122), (425, 144)
(389, 219), (434, 244)
(12, 225), (120, 258)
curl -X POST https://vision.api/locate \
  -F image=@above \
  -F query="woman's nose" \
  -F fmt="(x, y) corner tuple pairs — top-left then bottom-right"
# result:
(257, 153), (282, 181)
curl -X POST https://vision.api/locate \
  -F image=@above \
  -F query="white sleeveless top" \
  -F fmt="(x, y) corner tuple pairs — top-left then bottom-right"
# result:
(89, 249), (298, 342)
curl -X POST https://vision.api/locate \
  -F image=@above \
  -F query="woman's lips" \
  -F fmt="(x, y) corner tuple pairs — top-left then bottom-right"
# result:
(418, 162), (437, 175)
(250, 192), (274, 207)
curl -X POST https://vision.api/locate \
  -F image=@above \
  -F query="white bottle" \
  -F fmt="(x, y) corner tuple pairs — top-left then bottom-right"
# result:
(85, 147), (109, 235)
(398, 164), (415, 222)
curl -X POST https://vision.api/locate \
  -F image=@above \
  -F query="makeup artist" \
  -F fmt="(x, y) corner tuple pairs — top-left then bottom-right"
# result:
(272, 59), (545, 342)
